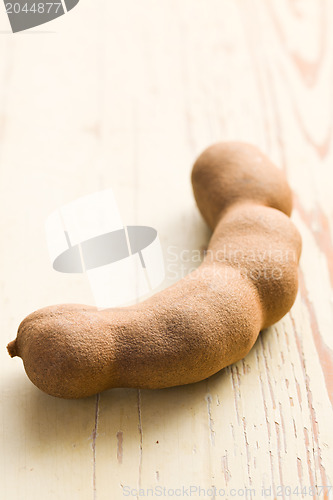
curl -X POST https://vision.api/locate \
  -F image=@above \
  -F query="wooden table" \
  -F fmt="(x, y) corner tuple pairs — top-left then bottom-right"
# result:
(1, 1), (332, 499)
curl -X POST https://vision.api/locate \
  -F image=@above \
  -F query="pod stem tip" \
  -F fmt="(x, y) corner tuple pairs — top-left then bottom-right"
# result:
(7, 340), (18, 358)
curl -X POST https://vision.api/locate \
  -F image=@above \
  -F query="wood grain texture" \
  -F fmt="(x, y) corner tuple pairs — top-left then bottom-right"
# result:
(0, 1), (332, 499)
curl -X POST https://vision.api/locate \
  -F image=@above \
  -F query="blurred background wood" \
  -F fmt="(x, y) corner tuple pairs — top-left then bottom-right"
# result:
(0, 1), (332, 498)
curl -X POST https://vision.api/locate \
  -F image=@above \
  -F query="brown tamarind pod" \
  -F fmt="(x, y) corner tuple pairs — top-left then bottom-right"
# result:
(7, 142), (302, 399)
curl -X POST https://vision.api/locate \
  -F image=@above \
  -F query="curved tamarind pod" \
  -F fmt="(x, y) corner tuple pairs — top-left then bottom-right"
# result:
(7, 142), (302, 399)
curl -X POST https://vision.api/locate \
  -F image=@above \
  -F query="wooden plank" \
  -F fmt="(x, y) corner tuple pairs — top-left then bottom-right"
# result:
(0, 1), (332, 499)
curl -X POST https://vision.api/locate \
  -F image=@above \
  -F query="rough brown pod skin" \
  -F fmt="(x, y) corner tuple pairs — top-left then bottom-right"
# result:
(7, 142), (302, 399)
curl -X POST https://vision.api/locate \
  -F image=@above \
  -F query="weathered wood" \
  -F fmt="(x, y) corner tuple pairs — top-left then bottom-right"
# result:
(0, 1), (332, 499)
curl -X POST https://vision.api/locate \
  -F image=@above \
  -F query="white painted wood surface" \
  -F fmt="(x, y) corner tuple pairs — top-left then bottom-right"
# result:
(0, 1), (332, 499)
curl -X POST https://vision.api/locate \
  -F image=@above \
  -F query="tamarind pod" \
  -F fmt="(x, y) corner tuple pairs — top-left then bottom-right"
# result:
(7, 142), (302, 399)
